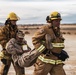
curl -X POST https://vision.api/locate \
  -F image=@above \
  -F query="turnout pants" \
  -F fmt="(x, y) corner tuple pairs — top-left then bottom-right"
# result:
(33, 59), (66, 75)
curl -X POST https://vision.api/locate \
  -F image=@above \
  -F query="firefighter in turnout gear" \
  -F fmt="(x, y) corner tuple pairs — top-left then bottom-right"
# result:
(6, 30), (44, 69)
(0, 12), (19, 75)
(32, 11), (66, 75)
(6, 31), (31, 75)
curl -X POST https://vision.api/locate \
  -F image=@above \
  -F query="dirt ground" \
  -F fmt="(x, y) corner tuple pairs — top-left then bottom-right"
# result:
(0, 29), (76, 75)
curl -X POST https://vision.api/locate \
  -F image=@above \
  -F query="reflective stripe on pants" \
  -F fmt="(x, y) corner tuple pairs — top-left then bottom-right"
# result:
(38, 55), (63, 65)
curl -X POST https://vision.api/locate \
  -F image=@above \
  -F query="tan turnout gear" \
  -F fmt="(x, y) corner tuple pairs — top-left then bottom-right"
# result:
(6, 34), (31, 74)
(38, 55), (63, 65)
(6, 38), (27, 75)
(0, 24), (18, 75)
(0, 24), (18, 49)
(7, 12), (20, 20)
(0, 14), (19, 75)
(18, 46), (46, 67)
(32, 23), (66, 75)
(4, 30), (45, 68)
(32, 24), (64, 54)
(17, 30), (46, 67)
(0, 24), (18, 61)
(34, 59), (66, 75)
(0, 51), (11, 60)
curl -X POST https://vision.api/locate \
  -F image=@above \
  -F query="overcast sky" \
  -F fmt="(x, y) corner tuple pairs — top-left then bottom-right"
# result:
(0, 0), (76, 24)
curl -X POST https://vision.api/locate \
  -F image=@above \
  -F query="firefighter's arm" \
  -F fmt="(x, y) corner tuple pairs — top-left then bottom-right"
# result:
(7, 45), (23, 55)
(23, 44), (31, 52)
(0, 40), (8, 50)
(27, 44), (31, 51)
(45, 34), (53, 50)
(0, 27), (8, 49)
(6, 39), (23, 55)
(25, 41), (31, 51)
(22, 39), (31, 52)
(6, 43), (17, 55)
(32, 27), (46, 52)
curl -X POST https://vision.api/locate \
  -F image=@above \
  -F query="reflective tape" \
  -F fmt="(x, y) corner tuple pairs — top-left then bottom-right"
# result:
(38, 55), (63, 64)
(22, 45), (27, 50)
(52, 43), (64, 47)
(0, 51), (4, 58)
(0, 52), (10, 60)
(37, 45), (45, 52)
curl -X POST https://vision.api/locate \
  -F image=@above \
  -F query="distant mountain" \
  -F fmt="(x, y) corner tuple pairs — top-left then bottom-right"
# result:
(0, 22), (4, 26)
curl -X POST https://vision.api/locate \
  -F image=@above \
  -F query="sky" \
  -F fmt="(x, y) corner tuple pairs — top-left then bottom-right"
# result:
(0, 0), (76, 24)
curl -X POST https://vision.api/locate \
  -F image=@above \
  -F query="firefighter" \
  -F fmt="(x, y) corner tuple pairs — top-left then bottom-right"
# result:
(6, 30), (31, 75)
(32, 11), (66, 75)
(0, 12), (19, 75)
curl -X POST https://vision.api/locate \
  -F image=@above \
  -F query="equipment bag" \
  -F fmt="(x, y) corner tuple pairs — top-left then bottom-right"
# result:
(52, 50), (69, 61)
(58, 50), (69, 61)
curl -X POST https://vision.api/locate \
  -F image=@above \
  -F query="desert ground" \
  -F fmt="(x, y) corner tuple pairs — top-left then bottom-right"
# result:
(0, 24), (76, 75)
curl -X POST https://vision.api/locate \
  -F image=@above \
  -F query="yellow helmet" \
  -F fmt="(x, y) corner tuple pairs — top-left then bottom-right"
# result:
(50, 11), (62, 20)
(7, 12), (20, 20)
